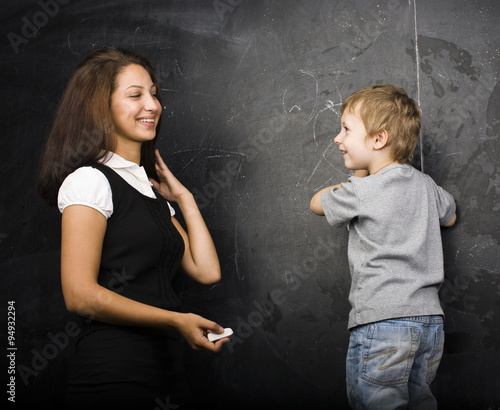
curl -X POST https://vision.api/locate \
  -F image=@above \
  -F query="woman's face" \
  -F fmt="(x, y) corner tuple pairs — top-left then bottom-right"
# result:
(110, 64), (161, 149)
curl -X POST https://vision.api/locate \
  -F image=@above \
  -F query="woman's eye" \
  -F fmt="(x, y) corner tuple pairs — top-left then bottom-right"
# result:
(130, 94), (140, 98)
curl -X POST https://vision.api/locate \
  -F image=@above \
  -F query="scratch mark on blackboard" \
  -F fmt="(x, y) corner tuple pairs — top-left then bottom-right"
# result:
(65, 35), (80, 56)
(308, 160), (323, 184)
(298, 69), (319, 124)
(132, 27), (141, 47)
(200, 46), (208, 60)
(170, 149), (246, 173)
(175, 59), (184, 77)
(282, 88), (289, 114)
(306, 99), (347, 187)
(161, 88), (216, 99)
(413, 0), (424, 173)
(307, 140), (347, 189)
(350, 31), (385, 62)
(205, 150), (247, 159)
(282, 70), (320, 123)
(312, 100), (341, 146)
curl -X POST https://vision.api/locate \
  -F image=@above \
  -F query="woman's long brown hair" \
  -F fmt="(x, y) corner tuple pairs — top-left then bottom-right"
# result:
(36, 47), (162, 206)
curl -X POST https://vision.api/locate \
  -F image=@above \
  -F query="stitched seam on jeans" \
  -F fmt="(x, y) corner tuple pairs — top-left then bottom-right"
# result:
(428, 330), (443, 369)
(361, 325), (416, 385)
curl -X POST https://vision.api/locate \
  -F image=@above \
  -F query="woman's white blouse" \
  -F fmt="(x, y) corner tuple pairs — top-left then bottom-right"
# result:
(57, 153), (175, 219)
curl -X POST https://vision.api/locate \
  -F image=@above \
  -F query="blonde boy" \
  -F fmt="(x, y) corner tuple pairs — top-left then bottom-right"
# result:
(310, 84), (456, 409)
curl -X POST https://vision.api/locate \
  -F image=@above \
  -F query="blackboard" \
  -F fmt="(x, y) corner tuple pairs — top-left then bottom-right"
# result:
(1, 0), (499, 408)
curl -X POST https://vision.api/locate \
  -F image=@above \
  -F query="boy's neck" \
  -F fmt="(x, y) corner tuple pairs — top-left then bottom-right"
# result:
(364, 133), (400, 175)
(367, 154), (399, 175)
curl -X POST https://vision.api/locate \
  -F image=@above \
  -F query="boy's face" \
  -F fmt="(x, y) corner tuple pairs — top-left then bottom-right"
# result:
(334, 106), (374, 171)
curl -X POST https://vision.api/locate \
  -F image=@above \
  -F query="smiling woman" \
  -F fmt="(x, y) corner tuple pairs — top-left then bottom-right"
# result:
(36, 47), (163, 204)
(36, 47), (229, 410)
(110, 64), (162, 163)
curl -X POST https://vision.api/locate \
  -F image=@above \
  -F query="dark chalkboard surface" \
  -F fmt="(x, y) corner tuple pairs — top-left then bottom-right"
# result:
(1, 0), (499, 408)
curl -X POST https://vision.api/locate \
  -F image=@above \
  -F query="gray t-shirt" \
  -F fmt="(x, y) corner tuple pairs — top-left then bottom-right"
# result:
(320, 164), (456, 329)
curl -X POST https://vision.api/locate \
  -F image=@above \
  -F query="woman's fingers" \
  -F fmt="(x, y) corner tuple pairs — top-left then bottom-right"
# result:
(154, 149), (168, 170)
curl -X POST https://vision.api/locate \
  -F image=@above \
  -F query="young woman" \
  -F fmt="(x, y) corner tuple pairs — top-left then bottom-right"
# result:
(37, 47), (228, 409)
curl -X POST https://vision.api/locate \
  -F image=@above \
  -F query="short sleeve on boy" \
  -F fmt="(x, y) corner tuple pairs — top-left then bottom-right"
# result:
(320, 182), (360, 228)
(320, 164), (456, 329)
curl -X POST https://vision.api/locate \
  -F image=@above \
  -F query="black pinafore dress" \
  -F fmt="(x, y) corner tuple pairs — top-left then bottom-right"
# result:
(65, 164), (189, 410)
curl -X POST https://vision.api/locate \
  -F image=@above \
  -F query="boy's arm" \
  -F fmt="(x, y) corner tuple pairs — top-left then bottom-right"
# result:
(310, 170), (369, 216)
(442, 213), (457, 227)
(310, 185), (337, 215)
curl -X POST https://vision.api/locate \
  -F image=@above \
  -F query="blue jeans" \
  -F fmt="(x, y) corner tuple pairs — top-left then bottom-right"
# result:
(346, 316), (444, 410)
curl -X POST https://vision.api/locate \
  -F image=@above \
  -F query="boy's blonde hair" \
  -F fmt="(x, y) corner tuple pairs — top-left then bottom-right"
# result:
(341, 84), (421, 163)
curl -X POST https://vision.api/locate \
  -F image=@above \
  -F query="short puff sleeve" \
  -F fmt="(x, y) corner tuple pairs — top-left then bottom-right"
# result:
(58, 167), (113, 219)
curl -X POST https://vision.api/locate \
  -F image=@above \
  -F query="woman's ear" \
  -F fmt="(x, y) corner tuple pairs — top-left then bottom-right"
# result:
(373, 129), (389, 150)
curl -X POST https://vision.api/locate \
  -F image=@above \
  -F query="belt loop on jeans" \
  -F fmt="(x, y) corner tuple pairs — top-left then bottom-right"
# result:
(397, 315), (443, 324)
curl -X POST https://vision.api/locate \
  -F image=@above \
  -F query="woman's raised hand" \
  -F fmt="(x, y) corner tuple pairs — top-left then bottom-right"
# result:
(149, 149), (189, 203)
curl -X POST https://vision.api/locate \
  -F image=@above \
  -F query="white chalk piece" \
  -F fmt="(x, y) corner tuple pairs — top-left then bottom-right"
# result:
(207, 328), (233, 342)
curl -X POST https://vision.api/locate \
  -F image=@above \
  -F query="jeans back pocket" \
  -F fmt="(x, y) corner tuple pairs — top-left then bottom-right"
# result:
(361, 324), (419, 386)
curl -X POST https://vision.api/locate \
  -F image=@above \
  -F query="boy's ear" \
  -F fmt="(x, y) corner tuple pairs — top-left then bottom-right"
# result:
(373, 129), (389, 150)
